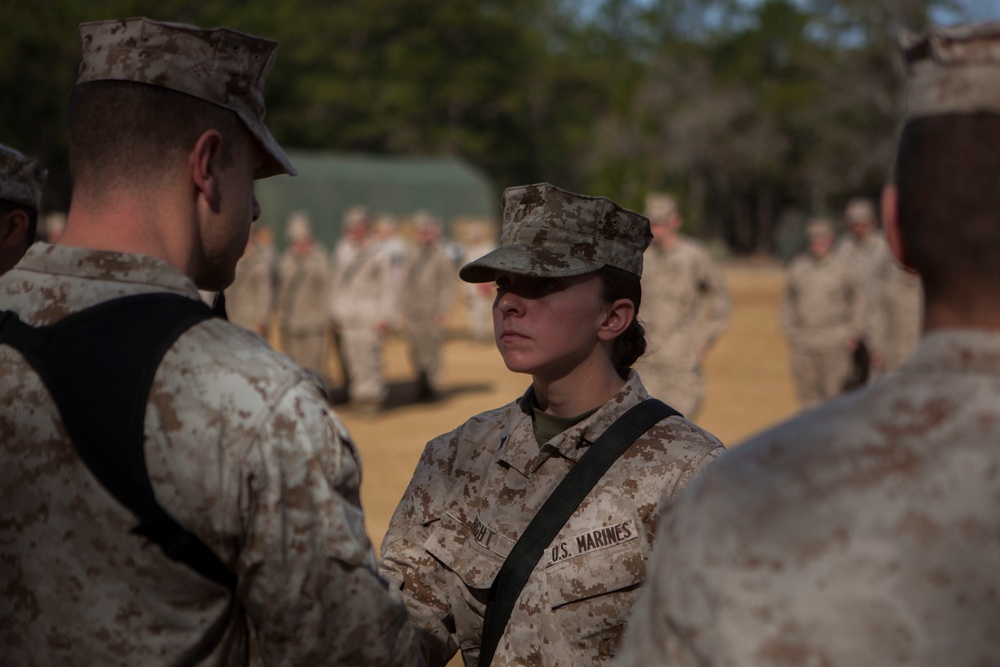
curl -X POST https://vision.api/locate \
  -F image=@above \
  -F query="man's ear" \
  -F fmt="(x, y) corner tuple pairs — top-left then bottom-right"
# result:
(598, 298), (635, 342)
(882, 184), (916, 272)
(0, 209), (29, 248)
(191, 129), (224, 211)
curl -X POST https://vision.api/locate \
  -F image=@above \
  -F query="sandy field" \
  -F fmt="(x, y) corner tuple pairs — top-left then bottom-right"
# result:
(320, 259), (801, 551)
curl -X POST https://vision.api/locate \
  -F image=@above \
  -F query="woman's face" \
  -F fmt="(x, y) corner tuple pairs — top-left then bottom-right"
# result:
(492, 270), (609, 381)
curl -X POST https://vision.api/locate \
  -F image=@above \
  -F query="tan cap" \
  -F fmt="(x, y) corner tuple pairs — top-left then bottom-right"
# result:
(76, 17), (295, 179)
(412, 210), (442, 232)
(459, 182), (651, 283)
(0, 144), (46, 210)
(900, 21), (1000, 119)
(342, 205), (371, 231)
(286, 211), (313, 242)
(644, 192), (679, 222)
(844, 197), (876, 224)
(806, 217), (835, 241)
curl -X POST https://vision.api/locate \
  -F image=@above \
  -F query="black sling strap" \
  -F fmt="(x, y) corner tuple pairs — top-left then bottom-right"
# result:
(478, 398), (680, 666)
(0, 293), (236, 592)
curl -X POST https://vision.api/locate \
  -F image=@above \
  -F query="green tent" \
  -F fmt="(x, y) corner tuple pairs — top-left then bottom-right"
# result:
(254, 150), (497, 249)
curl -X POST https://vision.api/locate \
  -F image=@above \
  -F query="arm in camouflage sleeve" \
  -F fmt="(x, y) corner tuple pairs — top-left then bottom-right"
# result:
(238, 381), (422, 666)
(379, 431), (464, 667)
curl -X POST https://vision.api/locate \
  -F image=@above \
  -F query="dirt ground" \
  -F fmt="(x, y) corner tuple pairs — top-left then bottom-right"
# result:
(323, 258), (801, 552)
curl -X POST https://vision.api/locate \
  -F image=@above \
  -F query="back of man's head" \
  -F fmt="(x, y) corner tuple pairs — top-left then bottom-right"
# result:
(896, 22), (1000, 304)
(68, 18), (295, 192)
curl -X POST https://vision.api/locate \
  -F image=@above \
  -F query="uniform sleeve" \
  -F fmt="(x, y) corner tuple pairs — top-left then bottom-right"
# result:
(435, 253), (456, 319)
(237, 381), (421, 666)
(695, 252), (731, 350)
(379, 430), (464, 667)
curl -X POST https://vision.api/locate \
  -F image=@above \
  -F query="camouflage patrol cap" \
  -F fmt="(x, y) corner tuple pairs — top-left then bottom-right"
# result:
(76, 17), (295, 179)
(806, 217), (835, 240)
(342, 205), (371, 231)
(459, 182), (651, 283)
(644, 192), (679, 222)
(900, 21), (1000, 119)
(0, 144), (46, 210)
(844, 197), (876, 224)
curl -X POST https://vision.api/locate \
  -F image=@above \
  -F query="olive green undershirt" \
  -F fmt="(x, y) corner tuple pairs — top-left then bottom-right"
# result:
(531, 404), (600, 447)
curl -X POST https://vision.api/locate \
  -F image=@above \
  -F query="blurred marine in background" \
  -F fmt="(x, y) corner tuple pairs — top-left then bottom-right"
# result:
(780, 217), (864, 408)
(400, 210), (455, 401)
(638, 191), (730, 420)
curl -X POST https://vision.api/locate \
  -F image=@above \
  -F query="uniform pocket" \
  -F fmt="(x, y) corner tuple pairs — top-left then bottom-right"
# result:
(545, 539), (647, 660)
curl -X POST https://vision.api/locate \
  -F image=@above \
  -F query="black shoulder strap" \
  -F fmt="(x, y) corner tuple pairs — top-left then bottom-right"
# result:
(478, 398), (680, 666)
(0, 293), (236, 591)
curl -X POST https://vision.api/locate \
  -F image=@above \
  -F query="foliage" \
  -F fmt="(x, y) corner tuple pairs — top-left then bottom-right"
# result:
(0, 0), (960, 252)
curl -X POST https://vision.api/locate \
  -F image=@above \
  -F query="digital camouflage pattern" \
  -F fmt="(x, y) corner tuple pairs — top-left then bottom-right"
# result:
(902, 21), (1000, 119)
(638, 236), (730, 418)
(0, 143), (46, 210)
(616, 330), (1000, 667)
(459, 183), (652, 283)
(780, 249), (863, 407)
(833, 223), (890, 361)
(0, 243), (419, 666)
(76, 17), (294, 178)
(379, 372), (723, 667)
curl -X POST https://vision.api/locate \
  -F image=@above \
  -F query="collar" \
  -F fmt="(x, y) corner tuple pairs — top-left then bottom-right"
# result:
(901, 329), (1000, 377)
(12, 244), (201, 298)
(496, 371), (650, 475)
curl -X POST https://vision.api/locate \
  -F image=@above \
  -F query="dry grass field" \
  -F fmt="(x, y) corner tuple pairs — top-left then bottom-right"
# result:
(323, 258), (802, 551)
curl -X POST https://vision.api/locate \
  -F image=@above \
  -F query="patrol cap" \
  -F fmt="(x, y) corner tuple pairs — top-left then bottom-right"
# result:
(342, 205), (371, 233)
(459, 182), (652, 283)
(844, 197), (876, 224)
(286, 211), (313, 242)
(76, 17), (295, 179)
(900, 21), (1000, 119)
(412, 210), (442, 232)
(644, 192), (679, 222)
(0, 144), (46, 210)
(806, 217), (835, 241)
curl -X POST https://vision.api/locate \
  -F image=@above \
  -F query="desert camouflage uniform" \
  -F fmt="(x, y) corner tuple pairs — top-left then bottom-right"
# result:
(871, 257), (923, 372)
(379, 372), (723, 667)
(330, 238), (395, 404)
(0, 243), (418, 666)
(638, 237), (730, 418)
(227, 242), (274, 335)
(780, 251), (863, 407)
(400, 239), (455, 392)
(275, 242), (330, 374)
(834, 230), (890, 362)
(617, 330), (1000, 667)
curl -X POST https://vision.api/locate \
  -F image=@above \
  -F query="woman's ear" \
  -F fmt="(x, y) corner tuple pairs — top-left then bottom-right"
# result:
(598, 298), (635, 342)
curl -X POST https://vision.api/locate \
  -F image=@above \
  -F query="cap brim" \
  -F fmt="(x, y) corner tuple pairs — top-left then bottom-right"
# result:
(458, 244), (603, 283)
(238, 111), (297, 179)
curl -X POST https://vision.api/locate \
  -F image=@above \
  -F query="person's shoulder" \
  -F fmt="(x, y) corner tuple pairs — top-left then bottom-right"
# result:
(637, 413), (725, 459)
(169, 317), (322, 404)
(676, 388), (877, 525)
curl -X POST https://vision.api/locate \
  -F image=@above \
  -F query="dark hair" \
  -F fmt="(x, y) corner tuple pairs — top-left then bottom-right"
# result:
(598, 265), (647, 379)
(0, 199), (38, 246)
(896, 113), (1000, 304)
(68, 80), (242, 189)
